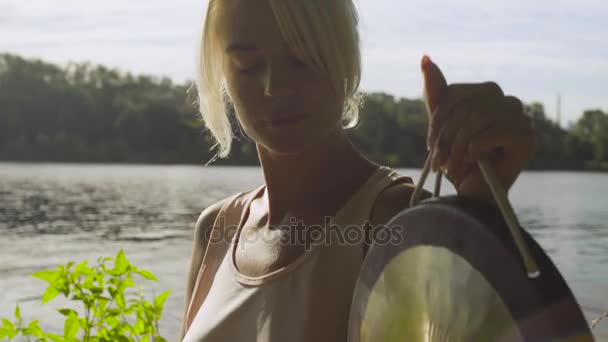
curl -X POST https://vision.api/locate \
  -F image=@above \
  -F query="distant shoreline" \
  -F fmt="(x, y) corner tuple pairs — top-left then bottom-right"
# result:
(2, 160), (608, 173)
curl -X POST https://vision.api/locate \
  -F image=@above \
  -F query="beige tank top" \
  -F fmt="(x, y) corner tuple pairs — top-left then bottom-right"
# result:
(182, 166), (412, 341)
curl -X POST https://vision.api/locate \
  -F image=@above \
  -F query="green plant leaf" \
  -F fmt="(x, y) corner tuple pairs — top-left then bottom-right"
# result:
(115, 292), (126, 309)
(154, 290), (171, 314)
(156, 336), (168, 342)
(107, 308), (121, 317)
(46, 332), (66, 342)
(14, 303), (21, 320)
(2, 318), (15, 332)
(42, 286), (60, 303)
(78, 317), (90, 334)
(113, 249), (128, 274)
(124, 305), (135, 315)
(97, 297), (110, 313)
(32, 270), (58, 284)
(136, 269), (157, 281)
(0, 328), (8, 339)
(90, 286), (103, 295)
(96, 273), (105, 288)
(117, 281), (130, 295)
(116, 336), (130, 342)
(74, 261), (94, 276)
(63, 314), (79, 340)
(28, 320), (44, 337)
(108, 286), (116, 298)
(132, 318), (145, 334)
(104, 315), (119, 328)
(57, 308), (78, 317)
(54, 277), (70, 297)
(97, 327), (109, 339)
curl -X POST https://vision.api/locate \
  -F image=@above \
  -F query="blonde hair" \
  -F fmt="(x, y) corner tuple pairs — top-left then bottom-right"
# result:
(195, 0), (363, 159)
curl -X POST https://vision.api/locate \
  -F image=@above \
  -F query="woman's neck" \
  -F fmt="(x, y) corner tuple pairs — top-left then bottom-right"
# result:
(256, 128), (378, 227)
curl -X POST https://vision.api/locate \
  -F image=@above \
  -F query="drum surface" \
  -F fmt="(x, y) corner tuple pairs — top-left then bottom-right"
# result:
(348, 196), (593, 342)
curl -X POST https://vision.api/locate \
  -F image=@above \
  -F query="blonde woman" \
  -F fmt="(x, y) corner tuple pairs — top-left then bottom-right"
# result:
(178, 0), (535, 340)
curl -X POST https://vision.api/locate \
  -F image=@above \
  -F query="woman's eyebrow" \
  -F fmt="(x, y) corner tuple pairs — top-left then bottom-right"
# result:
(225, 43), (258, 54)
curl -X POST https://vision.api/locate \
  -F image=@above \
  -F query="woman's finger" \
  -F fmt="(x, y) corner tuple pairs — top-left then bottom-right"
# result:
(432, 101), (474, 171)
(445, 113), (499, 182)
(466, 116), (535, 165)
(433, 93), (505, 172)
(427, 84), (504, 149)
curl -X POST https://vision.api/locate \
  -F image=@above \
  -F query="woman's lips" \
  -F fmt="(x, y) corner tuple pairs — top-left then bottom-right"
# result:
(264, 114), (306, 126)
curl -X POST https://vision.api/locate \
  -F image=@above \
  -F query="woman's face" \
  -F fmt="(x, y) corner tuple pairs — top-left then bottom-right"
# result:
(216, 0), (346, 155)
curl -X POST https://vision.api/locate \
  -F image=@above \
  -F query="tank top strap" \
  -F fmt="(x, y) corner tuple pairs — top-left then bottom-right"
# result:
(332, 166), (413, 225)
(184, 185), (264, 334)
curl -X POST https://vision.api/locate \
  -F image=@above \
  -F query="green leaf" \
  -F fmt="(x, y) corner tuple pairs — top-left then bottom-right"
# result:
(104, 315), (119, 328)
(83, 275), (95, 289)
(113, 249), (128, 274)
(117, 281), (129, 294)
(99, 256), (112, 264)
(42, 286), (60, 303)
(115, 292), (126, 309)
(28, 320), (44, 337)
(136, 269), (157, 281)
(54, 277), (69, 296)
(116, 336), (130, 342)
(15, 303), (21, 320)
(97, 327), (109, 339)
(107, 308), (121, 316)
(32, 270), (58, 284)
(96, 273), (105, 288)
(97, 297), (110, 313)
(75, 261), (94, 275)
(154, 290), (171, 314)
(0, 328), (8, 339)
(90, 286), (103, 295)
(140, 336), (150, 342)
(2, 318), (15, 332)
(105, 268), (119, 276)
(63, 314), (79, 339)
(133, 318), (145, 334)
(156, 336), (168, 342)
(57, 308), (78, 317)
(46, 332), (66, 342)
(122, 278), (135, 288)
(78, 318), (90, 334)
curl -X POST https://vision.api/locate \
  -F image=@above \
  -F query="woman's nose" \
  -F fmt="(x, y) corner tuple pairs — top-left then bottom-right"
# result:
(263, 66), (295, 97)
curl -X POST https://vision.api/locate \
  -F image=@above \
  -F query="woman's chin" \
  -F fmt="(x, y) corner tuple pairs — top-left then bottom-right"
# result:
(258, 140), (313, 156)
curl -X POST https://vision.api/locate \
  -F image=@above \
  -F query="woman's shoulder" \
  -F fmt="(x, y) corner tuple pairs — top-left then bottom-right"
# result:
(193, 187), (259, 239)
(369, 178), (431, 227)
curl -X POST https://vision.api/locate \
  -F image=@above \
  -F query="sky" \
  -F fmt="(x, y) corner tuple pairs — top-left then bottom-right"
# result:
(1, 0), (607, 126)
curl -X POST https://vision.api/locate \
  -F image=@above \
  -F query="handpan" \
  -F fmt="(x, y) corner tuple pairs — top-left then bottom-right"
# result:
(348, 195), (594, 341)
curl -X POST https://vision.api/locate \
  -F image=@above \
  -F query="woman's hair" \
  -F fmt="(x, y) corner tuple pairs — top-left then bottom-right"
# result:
(195, 0), (363, 159)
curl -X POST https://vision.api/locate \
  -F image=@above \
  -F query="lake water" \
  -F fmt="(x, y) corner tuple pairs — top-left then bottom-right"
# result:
(0, 162), (606, 340)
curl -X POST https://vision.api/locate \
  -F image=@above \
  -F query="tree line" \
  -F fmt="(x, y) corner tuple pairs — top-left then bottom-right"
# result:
(1, 53), (606, 170)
